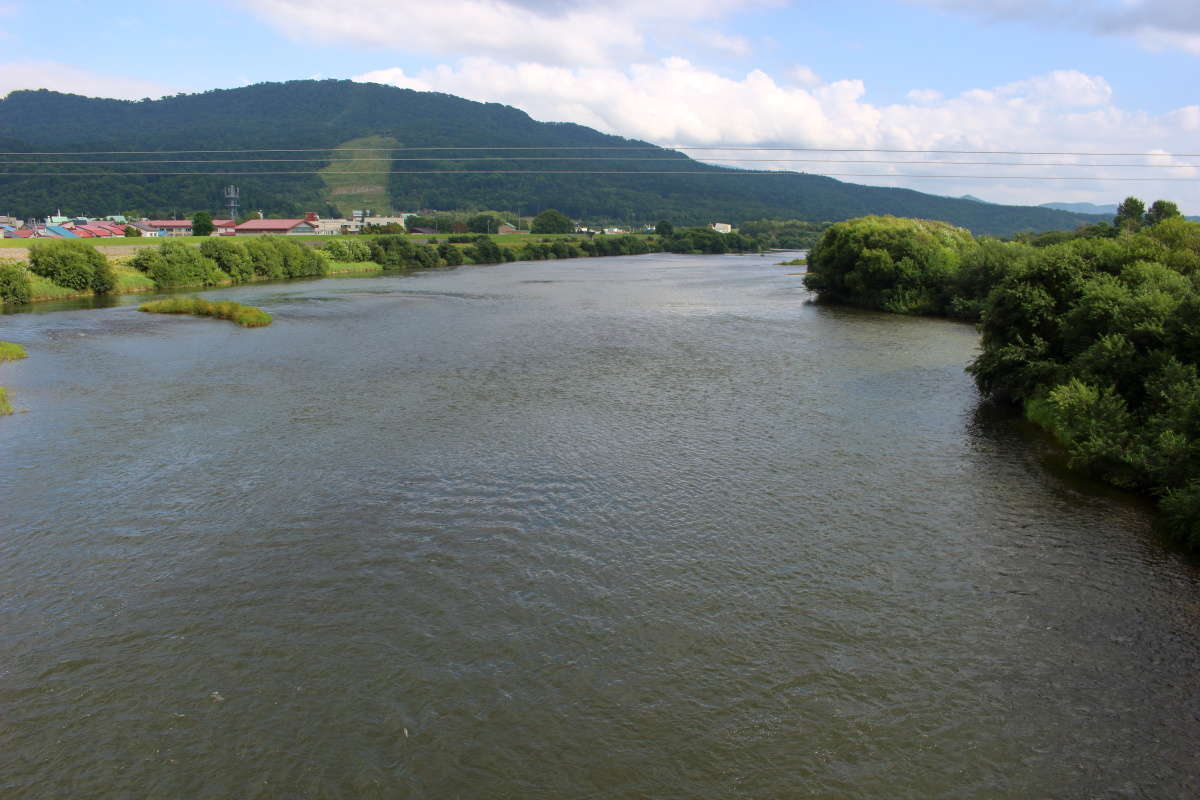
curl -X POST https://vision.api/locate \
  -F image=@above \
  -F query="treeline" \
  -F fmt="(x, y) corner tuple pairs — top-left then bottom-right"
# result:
(803, 205), (1200, 547)
(738, 219), (831, 249)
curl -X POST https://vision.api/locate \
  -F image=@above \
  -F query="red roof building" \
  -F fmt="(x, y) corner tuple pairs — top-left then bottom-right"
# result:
(145, 220), (194, 236)
(234, 219), (317, 236)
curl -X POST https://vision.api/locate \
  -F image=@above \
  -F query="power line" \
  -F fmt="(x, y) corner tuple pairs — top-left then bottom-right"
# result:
(0, 145), (1198, 157)
(0, 169), (1192, 181)
(0, 157), (1195, 168)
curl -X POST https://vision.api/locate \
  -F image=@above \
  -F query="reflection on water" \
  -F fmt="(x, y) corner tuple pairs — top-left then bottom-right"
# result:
(1, 253), (1198, 798)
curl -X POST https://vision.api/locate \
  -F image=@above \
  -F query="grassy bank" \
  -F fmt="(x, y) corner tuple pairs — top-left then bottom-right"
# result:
(140, 296), (272, 327)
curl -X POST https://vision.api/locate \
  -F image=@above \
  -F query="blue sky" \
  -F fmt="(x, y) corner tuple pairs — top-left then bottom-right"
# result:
(1, 0), (1197, 211)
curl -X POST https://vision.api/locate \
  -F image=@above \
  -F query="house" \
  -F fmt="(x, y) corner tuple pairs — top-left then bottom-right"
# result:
(363, 215), (413, 229)
(312, 218), (356, 235)
(212, 219), (236, 236)
(46, 225), (78, 238)
(145, 220), (194, 236)
(130, 222), (163, 236)
(496, 223), (518, 235)
(234, 218), (317, 236)
(709, 222), (732, 234)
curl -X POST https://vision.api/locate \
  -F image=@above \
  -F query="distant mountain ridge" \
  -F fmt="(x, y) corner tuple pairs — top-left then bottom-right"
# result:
(1042, 200), (1199, 223)
(0, 80), (1106, 235)
(1041, 201), (1120, 216)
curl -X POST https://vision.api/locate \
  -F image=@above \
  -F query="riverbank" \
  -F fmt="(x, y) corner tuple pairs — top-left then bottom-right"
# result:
(804, 214), (1200, 549)
(2, 232), (769, 310)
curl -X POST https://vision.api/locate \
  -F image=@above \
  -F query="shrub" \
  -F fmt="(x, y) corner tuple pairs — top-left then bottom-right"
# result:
(437, 242), (464, 266)
(133, 241), (228, 288)
(28, 240), (115, 294)
(0, 262), (32, 305)
(321, 238), (372, 262)
(200, 239), (254, 282)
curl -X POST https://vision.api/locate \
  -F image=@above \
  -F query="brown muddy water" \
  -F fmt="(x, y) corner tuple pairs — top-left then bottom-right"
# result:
(1, 253), (1198, 798)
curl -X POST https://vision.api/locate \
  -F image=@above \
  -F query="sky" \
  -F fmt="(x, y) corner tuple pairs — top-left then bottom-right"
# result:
(1, 0), (1198, 212)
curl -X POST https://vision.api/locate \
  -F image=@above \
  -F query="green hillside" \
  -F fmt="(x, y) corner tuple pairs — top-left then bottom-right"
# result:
(0, 80), (1103, 235)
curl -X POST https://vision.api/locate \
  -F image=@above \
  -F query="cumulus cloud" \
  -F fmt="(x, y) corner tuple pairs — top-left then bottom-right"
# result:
(0, 61), (180, 100)
(355, 59), (1200, 208)
(909, 0), (1200, 55)
(243, 0), (773, 66)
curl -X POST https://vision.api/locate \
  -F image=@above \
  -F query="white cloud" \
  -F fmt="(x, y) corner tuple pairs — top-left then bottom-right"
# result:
(697, 30), (752, 57)
(243, 0), (773, 66)
(907, 88), (943, 104)
(790, 65), (823, 87)
(355, 59), (1200, 209)
(0, 61), (180, 100)
(909, 0), (1200, 56)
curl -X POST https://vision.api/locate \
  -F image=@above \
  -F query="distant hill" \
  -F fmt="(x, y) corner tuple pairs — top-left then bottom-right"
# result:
(1041, 201), (1120, 216)
(0, 80), (1106, 235)
(1042, 201), (1199, 223)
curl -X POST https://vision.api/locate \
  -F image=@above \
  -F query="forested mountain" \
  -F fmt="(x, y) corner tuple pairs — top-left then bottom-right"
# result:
(0, 80), (1103, 235)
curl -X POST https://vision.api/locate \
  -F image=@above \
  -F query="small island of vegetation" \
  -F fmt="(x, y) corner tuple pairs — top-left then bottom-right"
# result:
(0, 341), (28, 416)
(139, 297), (273, 328)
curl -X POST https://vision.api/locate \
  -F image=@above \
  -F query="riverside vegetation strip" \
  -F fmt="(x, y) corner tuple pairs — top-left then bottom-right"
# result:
(0, 227), (763, 308)
(802, 205), (1200, 548)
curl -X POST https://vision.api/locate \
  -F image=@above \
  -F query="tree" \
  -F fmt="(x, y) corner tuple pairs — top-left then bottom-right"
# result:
(191, 211), (215, 236)
(531, 209), (573, 234)
(1145, 200), (1182, 227)
(123, 225), (141, 237)
(467, 213), (498, 234)
(1114, 197), (1146, 232)
(655, 220), (674, 237)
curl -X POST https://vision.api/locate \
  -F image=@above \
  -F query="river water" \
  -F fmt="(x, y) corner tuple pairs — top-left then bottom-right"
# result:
(2, 253), (1198, 798)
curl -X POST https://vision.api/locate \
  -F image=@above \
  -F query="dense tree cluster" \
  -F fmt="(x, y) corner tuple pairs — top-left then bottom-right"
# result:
(803, 207), (1200, 546)
(530, 209), (573, 234)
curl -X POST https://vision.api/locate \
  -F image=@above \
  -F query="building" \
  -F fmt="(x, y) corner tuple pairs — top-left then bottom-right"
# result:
(710, 222), (733, 234)
(212, 219), (237, 236)
(362, 215), (413, 229)
(145, 220), (194, 236)
(234, 218), (318, 236)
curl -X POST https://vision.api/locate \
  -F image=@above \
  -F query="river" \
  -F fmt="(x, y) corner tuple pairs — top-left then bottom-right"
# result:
(2, 252), (1198, 798)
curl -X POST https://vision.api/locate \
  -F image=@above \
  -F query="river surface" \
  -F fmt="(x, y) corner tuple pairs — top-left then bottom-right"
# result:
(2, 253), (1199, 798)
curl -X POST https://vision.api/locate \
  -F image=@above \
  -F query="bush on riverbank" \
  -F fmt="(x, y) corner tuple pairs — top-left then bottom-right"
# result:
(0, 262), (32, 305)
(659, 227), (761, 255)
(321, 238), (372, 262)
(130, 241), (228, 288)
(139, 296), (272, 327)
(803, 210), (1200, 547)
(28, 240), (116, 294)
